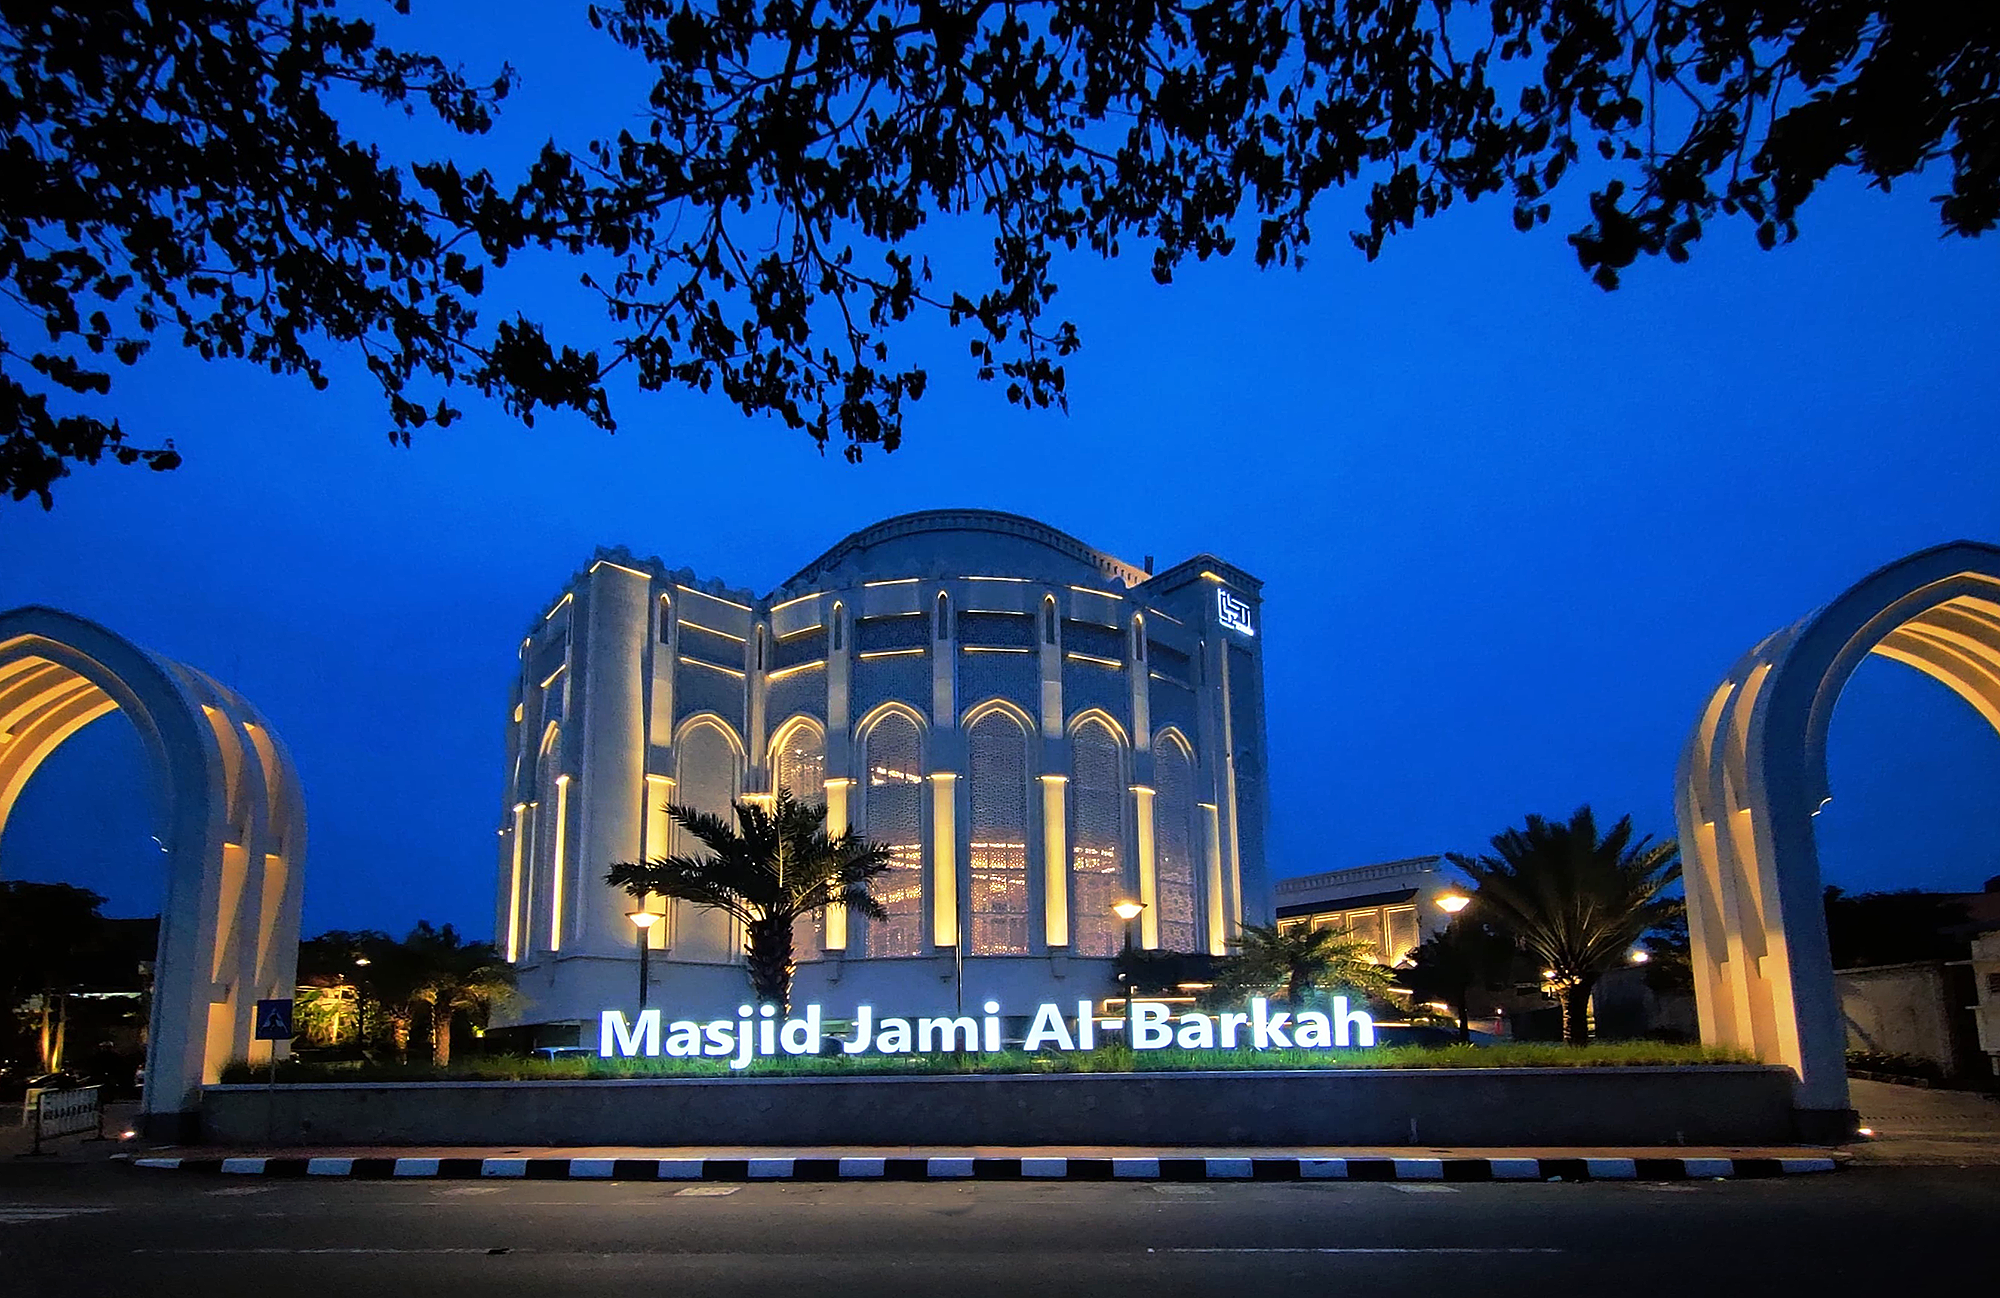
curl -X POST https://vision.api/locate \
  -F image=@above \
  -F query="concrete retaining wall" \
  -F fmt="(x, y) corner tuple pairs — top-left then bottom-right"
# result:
(203, 1066), (1797, 1147)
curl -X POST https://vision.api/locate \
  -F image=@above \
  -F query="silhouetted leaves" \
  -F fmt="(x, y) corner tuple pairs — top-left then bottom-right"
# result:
(8, 1), (1992, 506)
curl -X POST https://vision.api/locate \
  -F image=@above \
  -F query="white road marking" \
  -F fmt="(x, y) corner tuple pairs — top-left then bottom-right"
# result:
(206, 1186), (276, 1197)
(1391, 1185), (1460, 1194)
(1168, 1240), (1568, 1248)
(0, 1207), (114, 1224)
(435, 1186), (505, 1196)
(673, 1185), (739, 1197)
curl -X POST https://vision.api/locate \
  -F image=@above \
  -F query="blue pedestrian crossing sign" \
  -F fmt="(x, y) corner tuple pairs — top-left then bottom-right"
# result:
(254, 999), (295, 1041)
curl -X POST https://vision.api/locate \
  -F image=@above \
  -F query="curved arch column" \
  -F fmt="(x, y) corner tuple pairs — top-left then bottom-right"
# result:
(0, 607), (306, 1135)
(1675, 543), (2000, 1135)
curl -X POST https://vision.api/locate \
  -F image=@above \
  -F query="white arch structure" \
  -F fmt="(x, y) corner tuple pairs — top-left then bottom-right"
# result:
(0, 607), (306, 1135)
(1675, 542), (2000, 1136)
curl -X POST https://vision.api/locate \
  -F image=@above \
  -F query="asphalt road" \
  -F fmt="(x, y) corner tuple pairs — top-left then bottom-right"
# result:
(2, 1163), (1994, 1297)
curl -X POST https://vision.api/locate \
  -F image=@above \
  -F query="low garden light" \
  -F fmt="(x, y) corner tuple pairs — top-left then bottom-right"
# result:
(1628, 948), (1651, 964)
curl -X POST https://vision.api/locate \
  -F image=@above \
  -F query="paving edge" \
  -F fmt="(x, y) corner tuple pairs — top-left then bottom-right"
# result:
(120, 1154), (1840, 1182)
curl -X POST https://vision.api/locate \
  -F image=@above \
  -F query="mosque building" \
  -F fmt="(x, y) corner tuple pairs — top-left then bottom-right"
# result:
(492, 510), (1271, 1041)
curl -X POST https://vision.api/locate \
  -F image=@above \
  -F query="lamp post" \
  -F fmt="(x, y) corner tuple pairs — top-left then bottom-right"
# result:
(627, 908), (662, 1010)
(352, 955), (371, 1051)
(1111, 899), (1146, 1050)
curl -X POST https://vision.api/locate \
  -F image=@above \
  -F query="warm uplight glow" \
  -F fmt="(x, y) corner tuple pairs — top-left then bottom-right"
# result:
(1435, 892), (1471, 913)
(353, 956), (371, 967)
(1629, 948), (1651, 964)
(627, 910), (663, 929)
(1111, 899), (1146, 921)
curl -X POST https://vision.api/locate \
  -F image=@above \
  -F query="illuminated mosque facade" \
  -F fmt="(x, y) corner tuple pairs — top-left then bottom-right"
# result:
(492, 510), (1271, 1039)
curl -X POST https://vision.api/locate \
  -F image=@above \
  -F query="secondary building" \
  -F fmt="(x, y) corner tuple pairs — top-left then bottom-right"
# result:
(492, 510), (1272, 1042)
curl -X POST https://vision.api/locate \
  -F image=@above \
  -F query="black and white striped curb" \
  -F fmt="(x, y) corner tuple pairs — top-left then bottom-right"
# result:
(127, 1154), (1838, 1182)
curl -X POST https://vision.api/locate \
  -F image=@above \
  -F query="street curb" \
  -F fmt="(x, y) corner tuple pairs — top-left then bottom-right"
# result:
(123, 1154), (1840, 1182)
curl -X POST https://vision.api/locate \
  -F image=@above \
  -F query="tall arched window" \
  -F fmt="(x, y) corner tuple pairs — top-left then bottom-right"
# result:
(966, 710), (1029, 954)
(1152, 732), (1199, 952)
(675, 718), (743, 961)
(771, 720), (827, 956)
(863, 712), (924, 957)
(771, 721), (826, 808)
(1069, 718), (1125, 956)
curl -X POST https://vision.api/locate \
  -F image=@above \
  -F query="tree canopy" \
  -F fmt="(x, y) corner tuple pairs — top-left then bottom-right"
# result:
(1446, 806), (1680, 1044)
(8, 0), (1991, 506)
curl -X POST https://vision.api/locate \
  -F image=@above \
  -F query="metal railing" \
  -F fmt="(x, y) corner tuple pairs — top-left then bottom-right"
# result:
(24, 1086), (103, 1155)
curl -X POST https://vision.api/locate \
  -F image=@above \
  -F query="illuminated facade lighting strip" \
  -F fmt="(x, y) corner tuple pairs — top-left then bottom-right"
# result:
(679, 619), (747, 643)
(1064, 652), (1124, 668)
(505, 804), (526, 962)
(682, 658), (747, 679)
(549, 775), (571, 952)
(675, 585), (752, 611)
(765, 660), (826, 681)
(857, 648), (926, 661)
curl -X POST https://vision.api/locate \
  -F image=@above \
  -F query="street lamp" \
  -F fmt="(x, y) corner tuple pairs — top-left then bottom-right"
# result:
(1435, 892), (1471, 914)
(1111, 899), (1147, 1050)
(627, 908), (662, 1010)
(352, 955), (372, 1050)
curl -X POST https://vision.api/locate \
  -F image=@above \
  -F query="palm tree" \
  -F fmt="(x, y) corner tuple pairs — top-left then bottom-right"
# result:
(605, 788), (896, 1013)
(403, 922), (516, 1067)
(1446, 806), (1682, 1045)
(1218, 922), (1397, 1010)
(1402, 916), (1523, 1043)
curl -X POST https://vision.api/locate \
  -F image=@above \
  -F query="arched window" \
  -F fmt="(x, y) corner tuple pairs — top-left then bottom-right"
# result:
(1043, 596), (1057, 644)
(1069, 718), (1125, 956)
(831, 603), (844, 652)
(771, 720), (827, 956)
(674, 718), (743, 961)
(966, 710), (1030, 954)
(1152, 733), (1199, 952)
(677, 720), (741, 824)
(863, 712), (924, 957)
(936, 592), (950, 641)
(771, 721), (826, 807)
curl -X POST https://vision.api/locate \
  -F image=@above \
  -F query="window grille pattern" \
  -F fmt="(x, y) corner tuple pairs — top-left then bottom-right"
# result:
(674, 664), (744, 731)
(959, 650), (1039, 713)
(1069, 719), (1125, 956)
(864, 713), (925, 957)
(1062, 659), (1126, 723)
(675, 720), (743, 961)
(767, 663), (826, 724)
(958, 611), (1035, 649)
(853, 655), (928, 712)
(1152, 735), (1199, 952)
(772, 723), (827, 956)
(679, 622), (745, 669)
(967, 712), (1030, 954)
(1063, 620), (1124, 661)
(1147, 640), (1191, 681)
(675, 722), (741, 838)
(778, 629), (827, 676)
(773, 724), (826, 807)
(856, 614), (928, 652)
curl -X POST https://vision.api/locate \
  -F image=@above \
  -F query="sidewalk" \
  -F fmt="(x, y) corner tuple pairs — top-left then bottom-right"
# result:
(1848, 1077), (2000, 1166)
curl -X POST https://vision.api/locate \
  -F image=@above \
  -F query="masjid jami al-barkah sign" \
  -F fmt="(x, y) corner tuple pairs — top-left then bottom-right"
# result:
(491, 510), (1274, 1048)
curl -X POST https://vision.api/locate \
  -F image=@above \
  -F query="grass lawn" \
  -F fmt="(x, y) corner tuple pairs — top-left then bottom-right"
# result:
(226, 1040), (1752, 1084)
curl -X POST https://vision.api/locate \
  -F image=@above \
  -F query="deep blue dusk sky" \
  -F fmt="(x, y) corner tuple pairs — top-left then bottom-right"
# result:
(3, 5), (1997, 934)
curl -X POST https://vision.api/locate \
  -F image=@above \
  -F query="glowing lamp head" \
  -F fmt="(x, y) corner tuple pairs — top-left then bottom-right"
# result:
(1435, 892), (1471, 914)
(353, 956), (371, 968)
(1111, 899), (1146, 921)
(627, 909), (664, 930)
(1628, 948), (1651, 964)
